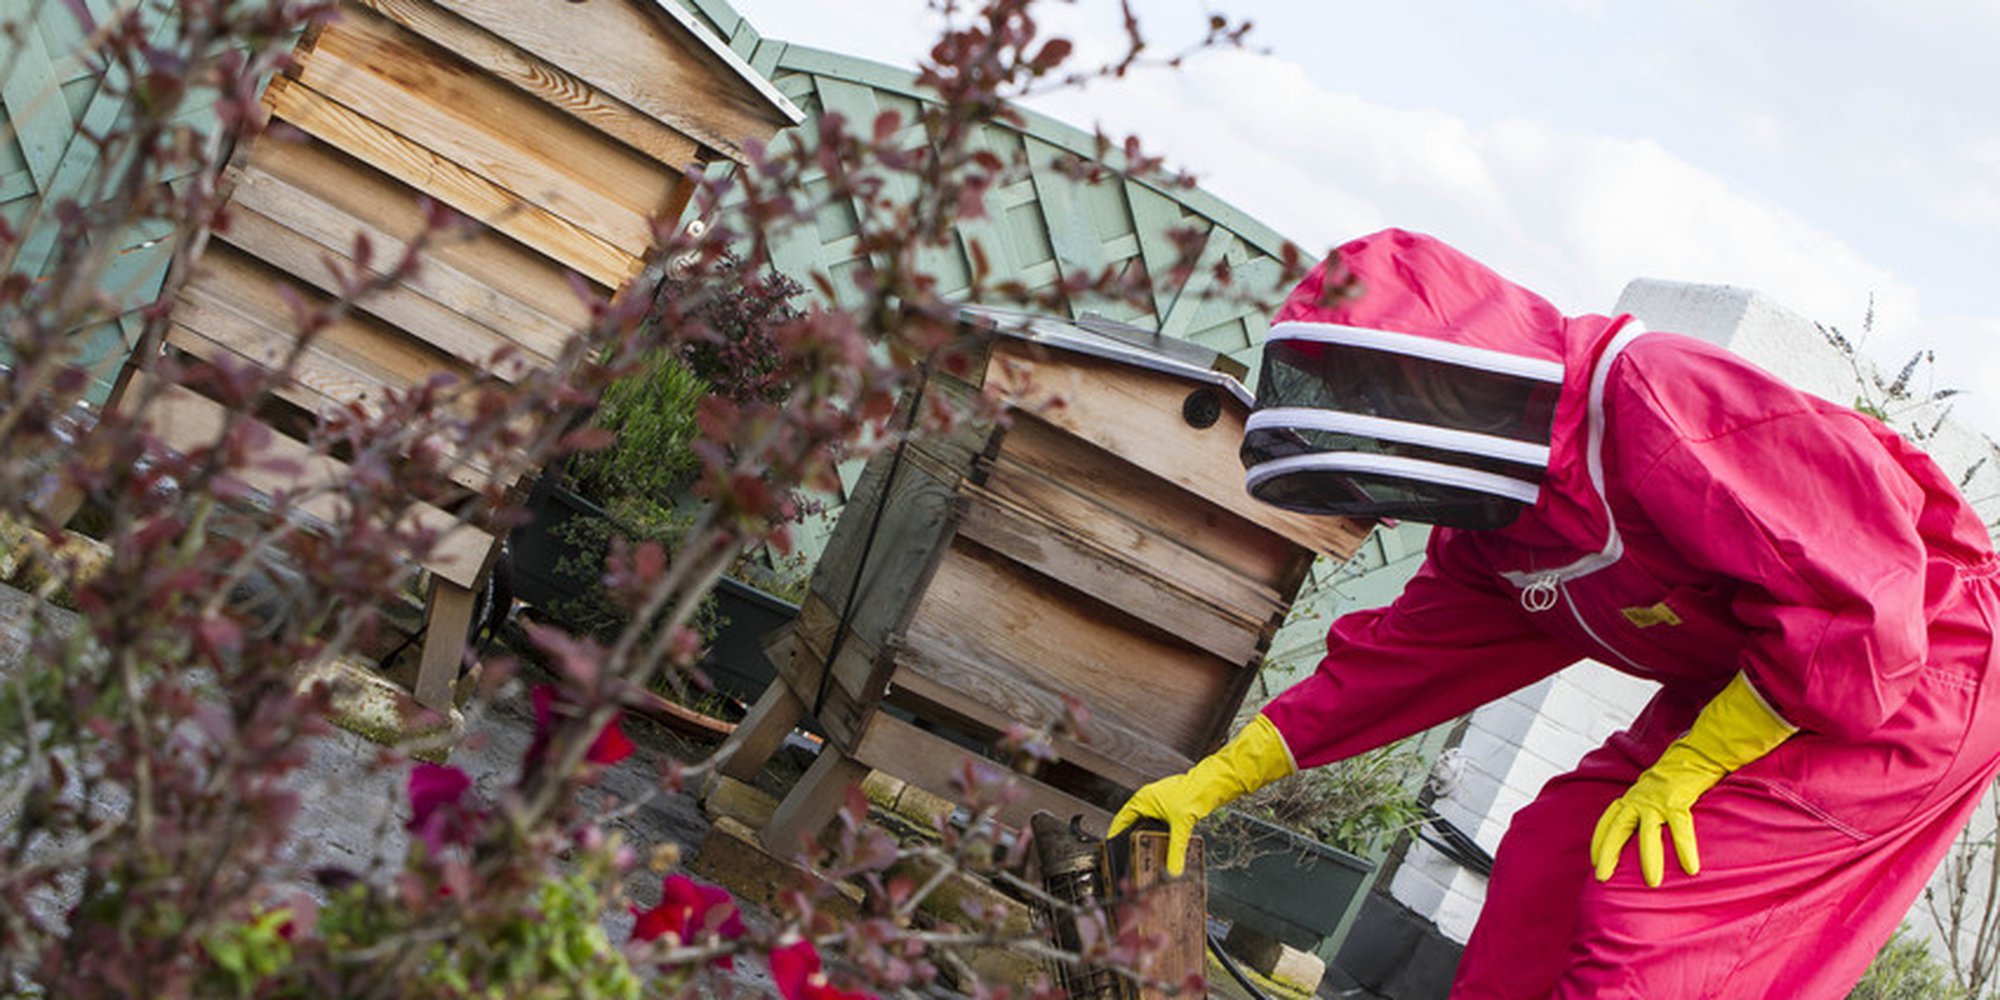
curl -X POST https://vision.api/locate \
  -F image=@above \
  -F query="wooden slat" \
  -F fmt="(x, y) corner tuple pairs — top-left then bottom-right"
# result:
(849, 711), (1111, 834)
(263, 75), (637, 286)
(902, 540), (1235, 756)
(247, 134), (593, 331)
(213, 200), (537, 377)
(803, 389), (1000, 674)
(954, 485), (1265, 667)
(168, 250), (502, 492)
(987, 413), (1305, 599)
(176, 246), (476, 400)
(227, 160), (571, 362)
(984, 340), (1368, 560)
(761, 742), (872, 856)
(437, 0), (791, 164)
(164, 320), (504, 496)
(299, 12), (681, 256)
(1126, 830), (1207, 1000)
(885, 636), (1192, 790)
(0, 21), (72, 191)
(129, 375), (493, 587)
(778, 594), (891, 752)
(352, 0), (705, 168)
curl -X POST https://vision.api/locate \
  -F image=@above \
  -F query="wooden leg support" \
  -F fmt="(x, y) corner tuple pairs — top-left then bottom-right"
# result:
(760, 742), (870, 858)
(715, 682), (807, 783)
(414, 576), (477, 711)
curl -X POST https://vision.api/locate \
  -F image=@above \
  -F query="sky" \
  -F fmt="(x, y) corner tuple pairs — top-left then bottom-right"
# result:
(722, 0), (2000, 438)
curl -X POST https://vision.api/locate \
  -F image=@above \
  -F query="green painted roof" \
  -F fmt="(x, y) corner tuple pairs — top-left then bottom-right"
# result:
(672, 0), (1309, 375)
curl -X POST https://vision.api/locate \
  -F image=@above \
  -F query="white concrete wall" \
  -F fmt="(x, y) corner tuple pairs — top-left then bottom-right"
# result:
(1391, 278), (2000, 952)
(1397, 664), (1656, 941)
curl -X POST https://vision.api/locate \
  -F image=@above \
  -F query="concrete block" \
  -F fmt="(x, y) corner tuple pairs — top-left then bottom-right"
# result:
(889, 782), (955, 830)
(299, 656), (462, 762)
(1220, 922), (1326, 995)
(886, 851), (1041, 988)
(701, 774), (780, 830)
(860, 770), (906, 810)
(1468, 695), (1539, 746)
(689, 816), (862, 920)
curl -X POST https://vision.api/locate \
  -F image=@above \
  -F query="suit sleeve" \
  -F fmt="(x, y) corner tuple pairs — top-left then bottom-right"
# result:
(1619, 407), (1931, 740)
(1262, 529), (1579, 770)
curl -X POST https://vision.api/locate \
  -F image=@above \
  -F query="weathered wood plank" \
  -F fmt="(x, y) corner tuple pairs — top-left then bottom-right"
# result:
(247, 134), (594, 332)
(953, 484), (1265, 667)
(984, 413), (1303, 600)
(885, 634), (1193, 790)
(437, 0), (792, 164)
(228, 160), (572, 362)
(803, 388), (999, 666)
(213, 199), (537, 378)
(902, 540), (1235, 756)
(415, 576), (478, 708)
(849, 711), (1111, 833)
(126, 374), (493, 587)
(984, 340), (1368, 560)
(263, 75), (637, 286)
(780, 592), (892, 752)
(1125, 829), (1207, 1000)
(760, 742), (870, 856)
(352, 0), (706, 168)
(176, 245), (475, 401)
(715, 681), (807, 783)
(301, 12), (681, 256)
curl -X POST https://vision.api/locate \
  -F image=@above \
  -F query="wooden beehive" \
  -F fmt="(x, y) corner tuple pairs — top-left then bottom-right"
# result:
(80, 0), (801, 707)
(717, 309), (1367, 851)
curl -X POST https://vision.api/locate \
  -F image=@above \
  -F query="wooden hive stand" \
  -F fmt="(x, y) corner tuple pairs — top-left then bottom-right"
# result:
(714, 308), (1369, 854)
(51, 0), (800, 708)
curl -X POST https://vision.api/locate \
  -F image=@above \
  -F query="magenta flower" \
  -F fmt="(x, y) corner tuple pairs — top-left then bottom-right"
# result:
(405, 762), (475, 853)
(631, 874), (746, 967)
(769, 939), (876, 1000)
(527, 684), (635, 768)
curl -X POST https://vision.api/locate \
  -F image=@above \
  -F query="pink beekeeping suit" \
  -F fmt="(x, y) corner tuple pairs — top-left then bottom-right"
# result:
(1247, 229), (2000, 998)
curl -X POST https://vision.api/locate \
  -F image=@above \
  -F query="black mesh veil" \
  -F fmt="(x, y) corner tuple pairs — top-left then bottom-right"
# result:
(1241, 325), (1563, 530)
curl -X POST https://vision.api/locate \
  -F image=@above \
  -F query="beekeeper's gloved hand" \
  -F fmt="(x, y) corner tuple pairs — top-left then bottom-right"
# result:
(1108, 714), (1296, 876)
(1592, 673), (1797, 887)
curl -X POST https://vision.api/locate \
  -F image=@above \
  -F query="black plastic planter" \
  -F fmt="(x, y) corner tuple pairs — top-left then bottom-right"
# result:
(1207, 810), (1380, 963)
(699, 576), (794, 704)
(507, 476), (797, 705)
(506, 475), (608, 615)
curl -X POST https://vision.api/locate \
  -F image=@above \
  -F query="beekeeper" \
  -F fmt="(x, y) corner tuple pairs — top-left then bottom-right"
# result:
(1111, 228), (2000, 998)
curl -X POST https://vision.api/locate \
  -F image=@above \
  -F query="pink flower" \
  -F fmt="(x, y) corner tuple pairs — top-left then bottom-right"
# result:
(631, 874), (745, 943)
(527, 684), (634, 768)
(770, 939), (876, 1000)
(405, 763), (475, 853)
(631, 874), (746, 969)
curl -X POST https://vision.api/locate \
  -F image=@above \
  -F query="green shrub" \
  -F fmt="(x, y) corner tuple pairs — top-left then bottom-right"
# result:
(566, 349), (709, 509)
(1848, 927), (1966, 1000)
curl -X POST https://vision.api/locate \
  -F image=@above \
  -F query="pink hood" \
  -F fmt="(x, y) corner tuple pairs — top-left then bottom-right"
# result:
(1272, 228), (1633, 556)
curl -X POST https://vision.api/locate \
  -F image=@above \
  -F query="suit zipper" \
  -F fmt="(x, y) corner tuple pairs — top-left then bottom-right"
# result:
(1521, 572), (1648, 674)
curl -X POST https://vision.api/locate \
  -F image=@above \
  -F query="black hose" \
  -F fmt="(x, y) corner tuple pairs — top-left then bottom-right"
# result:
(1207, 929), (1279, 1000)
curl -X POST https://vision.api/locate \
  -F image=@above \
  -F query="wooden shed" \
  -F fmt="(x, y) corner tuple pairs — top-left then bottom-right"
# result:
(715, 308), (1369, 851)
(99, 0), (801, 707)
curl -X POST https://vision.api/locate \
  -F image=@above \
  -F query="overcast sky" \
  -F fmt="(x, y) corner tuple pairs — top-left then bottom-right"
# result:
(724, 0), (2000, 436)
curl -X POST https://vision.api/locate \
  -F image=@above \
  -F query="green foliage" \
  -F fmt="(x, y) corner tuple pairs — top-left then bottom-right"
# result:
(566, 349), (710, 509)
(306, 870), (643, 1000)
(1234, 740), (1428, 858)
(200, 908), (295, 998)
(1848, 927), (1967, 1000)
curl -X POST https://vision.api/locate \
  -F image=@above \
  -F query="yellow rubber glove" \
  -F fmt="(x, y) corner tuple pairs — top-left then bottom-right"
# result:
(1591, 672), (1797, 887)
(1108, 714), (1297, 876)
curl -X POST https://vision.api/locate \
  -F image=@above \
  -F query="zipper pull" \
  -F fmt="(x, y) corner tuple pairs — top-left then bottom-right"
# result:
(1521, 574), (1559, 613)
